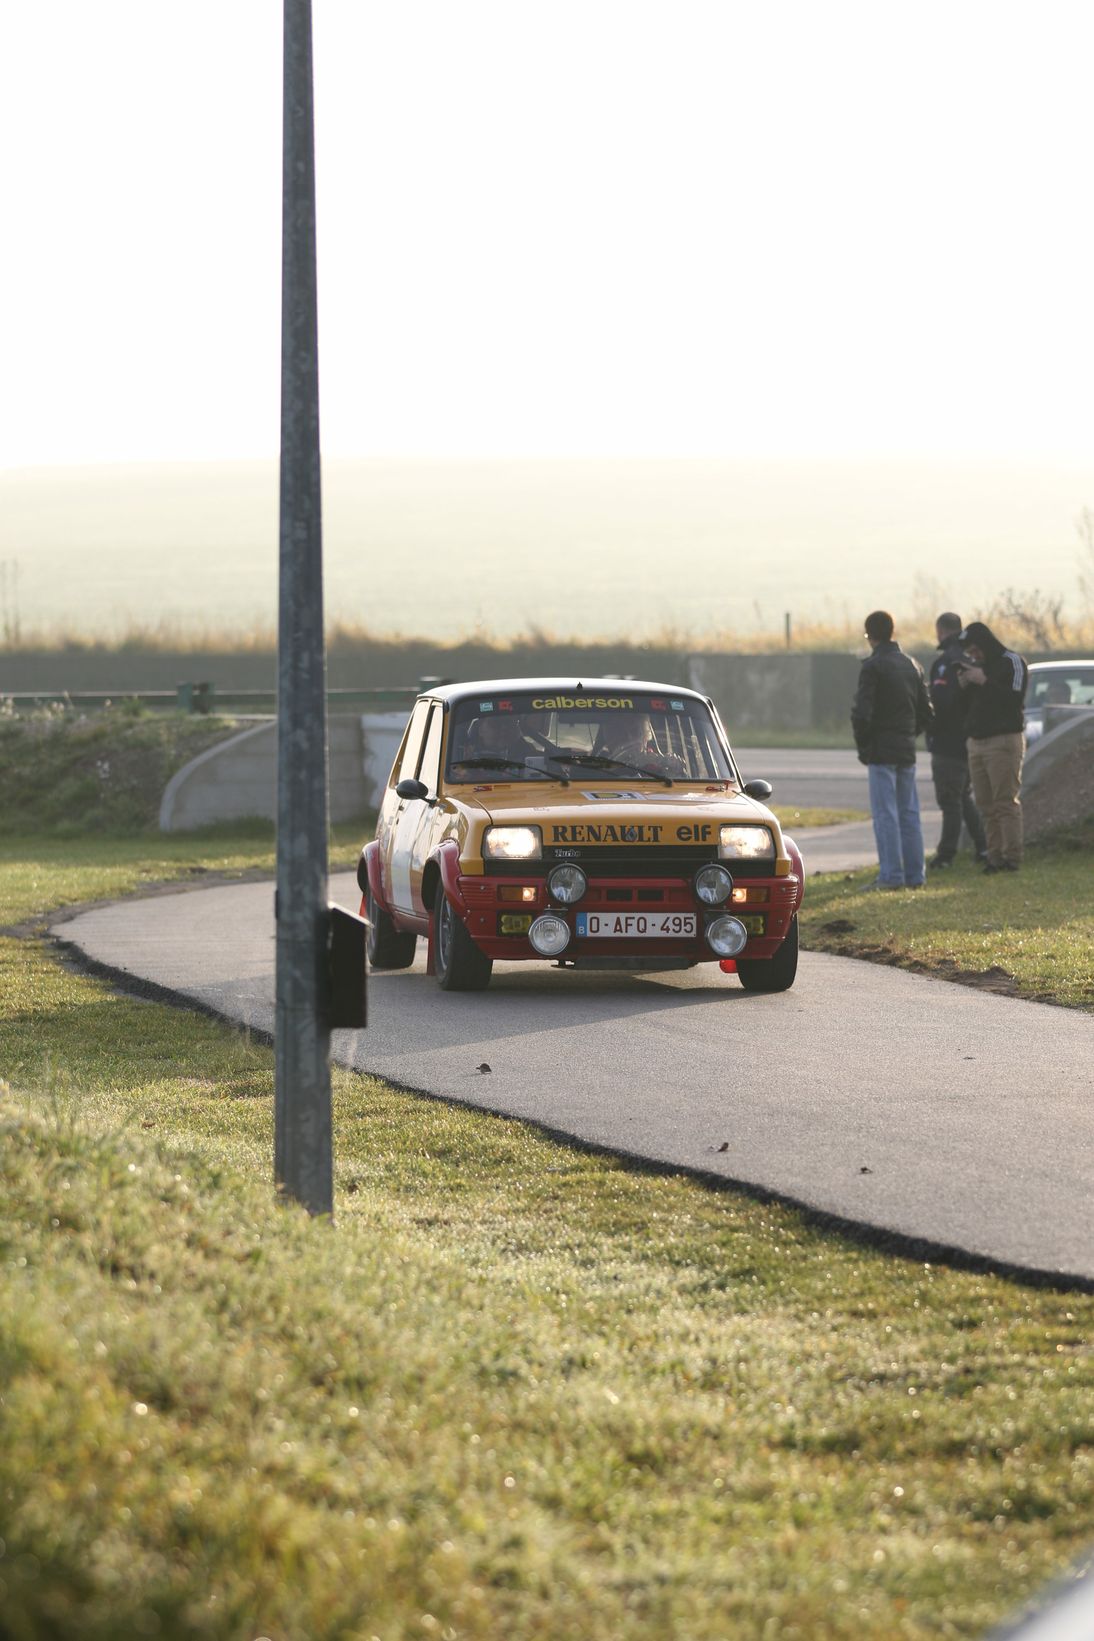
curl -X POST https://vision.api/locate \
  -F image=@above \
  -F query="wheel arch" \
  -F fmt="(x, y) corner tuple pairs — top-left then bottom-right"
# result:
(359, 840), (391, 912)
(421, 856), (442, 918)
(425, 839), (467, 919)
(783, 833), (806, 910)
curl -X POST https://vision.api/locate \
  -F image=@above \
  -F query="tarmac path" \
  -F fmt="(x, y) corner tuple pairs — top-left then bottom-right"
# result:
(54, 870), (1093, 1284)
(739, 746), (942, 874)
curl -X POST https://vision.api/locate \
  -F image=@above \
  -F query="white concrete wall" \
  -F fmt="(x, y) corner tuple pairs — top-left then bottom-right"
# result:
(361, 711), (406, 809)
(160, 712), (408, 831)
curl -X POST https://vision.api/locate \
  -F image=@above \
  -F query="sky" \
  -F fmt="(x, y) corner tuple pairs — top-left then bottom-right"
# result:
(5, 0), (1094, 469)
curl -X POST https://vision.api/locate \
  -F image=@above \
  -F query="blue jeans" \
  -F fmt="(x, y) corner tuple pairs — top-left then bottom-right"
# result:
(868, 763), (926, 887)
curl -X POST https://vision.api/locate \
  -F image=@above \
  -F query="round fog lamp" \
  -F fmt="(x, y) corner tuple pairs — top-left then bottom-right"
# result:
(528, 914), (571, 957)
(547, 863), (587, 905)
(706, 914), (749, 958)
(694, 863), (733, 905)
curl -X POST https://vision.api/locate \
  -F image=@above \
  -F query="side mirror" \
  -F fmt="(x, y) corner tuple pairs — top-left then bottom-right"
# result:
(742, 779), (773, 800)
(396, 777), (428, 801)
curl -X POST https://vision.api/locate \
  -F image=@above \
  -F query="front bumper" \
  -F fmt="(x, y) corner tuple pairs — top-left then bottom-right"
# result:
(451, 869), (801, 962)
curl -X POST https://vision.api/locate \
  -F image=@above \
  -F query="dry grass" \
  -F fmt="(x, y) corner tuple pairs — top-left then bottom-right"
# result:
(5, 601), (1094, 661)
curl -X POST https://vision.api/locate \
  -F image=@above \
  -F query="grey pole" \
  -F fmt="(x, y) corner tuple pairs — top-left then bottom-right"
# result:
(275, 0), (332, 1215)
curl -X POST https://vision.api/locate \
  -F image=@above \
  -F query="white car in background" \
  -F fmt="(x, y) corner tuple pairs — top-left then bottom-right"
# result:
(1024, 660), (1094, 742)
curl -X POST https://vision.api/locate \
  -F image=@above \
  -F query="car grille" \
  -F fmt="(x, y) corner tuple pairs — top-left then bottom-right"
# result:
(486, 846), (775, 880)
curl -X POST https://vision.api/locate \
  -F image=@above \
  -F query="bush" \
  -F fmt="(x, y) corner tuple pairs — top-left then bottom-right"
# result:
(0, 706), (234, 835)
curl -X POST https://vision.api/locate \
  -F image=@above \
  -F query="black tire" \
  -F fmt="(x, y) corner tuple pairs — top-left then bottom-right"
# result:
(736, 915), (798, 993)
(365, 882), (417, 970)
(434, 881), (492, 992)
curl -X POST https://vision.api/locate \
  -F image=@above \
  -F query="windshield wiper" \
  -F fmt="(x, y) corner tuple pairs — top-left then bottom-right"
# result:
(562, 754), (673, 787)
(452, 754), (570, 785)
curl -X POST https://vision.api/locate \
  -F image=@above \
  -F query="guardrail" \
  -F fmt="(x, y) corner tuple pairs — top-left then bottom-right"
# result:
(2, 684), (426, 715)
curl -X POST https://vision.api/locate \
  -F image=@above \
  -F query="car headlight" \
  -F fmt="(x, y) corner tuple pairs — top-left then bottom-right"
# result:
(694, 863), (734, 905)
(705, 914), (749, 957)
(528, 914), (571, 956)
(483, 825), (542, 861)
(719, 824), (775, 861)
(547, 863), (587, 904)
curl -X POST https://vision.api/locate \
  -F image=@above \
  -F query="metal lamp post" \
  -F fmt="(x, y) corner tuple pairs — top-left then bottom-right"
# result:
(275, 0), (332, 1216)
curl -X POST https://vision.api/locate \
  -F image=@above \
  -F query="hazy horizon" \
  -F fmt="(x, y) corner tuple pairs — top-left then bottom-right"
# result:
(2, 456), (1092, 646)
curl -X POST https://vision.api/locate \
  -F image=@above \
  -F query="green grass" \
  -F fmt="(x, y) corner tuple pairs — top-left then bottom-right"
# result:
(0, 823), (364, 931)
(799, 821), (1094, 1010)
(0, 706), (238, 835)
(0, 830), (1091, 1639)
(771, 806), (867, 830)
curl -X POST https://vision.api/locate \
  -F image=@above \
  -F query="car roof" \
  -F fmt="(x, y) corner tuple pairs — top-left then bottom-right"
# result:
(1029, 659), (1094, 671)
(418, 677), (711, 705)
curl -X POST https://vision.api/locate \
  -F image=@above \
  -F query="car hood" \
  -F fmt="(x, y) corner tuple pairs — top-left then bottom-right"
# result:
(459, 782), (786, 853)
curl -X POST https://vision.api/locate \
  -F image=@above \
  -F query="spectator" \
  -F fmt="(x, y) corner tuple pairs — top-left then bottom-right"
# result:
(851, 610), (933, 890)
(955, 620), (1029, 873)
(926, 611), (988, 869)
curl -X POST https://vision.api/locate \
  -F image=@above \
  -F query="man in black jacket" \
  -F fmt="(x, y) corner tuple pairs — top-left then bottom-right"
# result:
(927, 611), (988, 868)
(851, 611), (933, 889)
(956, 620), (1029, 873)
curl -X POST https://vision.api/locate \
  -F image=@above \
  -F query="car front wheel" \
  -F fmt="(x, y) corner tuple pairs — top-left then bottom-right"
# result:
(365, 883), (417, 970)
(434, 881), (493, 992)
(736, 916), (798, 993)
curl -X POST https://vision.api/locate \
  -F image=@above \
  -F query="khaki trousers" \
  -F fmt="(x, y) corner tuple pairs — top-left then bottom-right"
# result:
(967, 732), (1024, 866)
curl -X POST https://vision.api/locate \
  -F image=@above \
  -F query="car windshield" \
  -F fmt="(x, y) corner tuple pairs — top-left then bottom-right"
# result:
(1027, 667), (1094, 709)
(445, 690), (735, 783)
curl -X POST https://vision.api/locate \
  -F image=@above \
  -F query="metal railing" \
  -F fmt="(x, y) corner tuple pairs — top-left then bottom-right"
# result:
(1, 684), (425, 716)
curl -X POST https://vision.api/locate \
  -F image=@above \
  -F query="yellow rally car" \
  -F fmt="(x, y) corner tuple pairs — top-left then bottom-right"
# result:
(357, 679), (805, 992)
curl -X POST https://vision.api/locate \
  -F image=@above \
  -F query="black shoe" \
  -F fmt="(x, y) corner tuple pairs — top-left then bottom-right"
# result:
(929, 856), (953, 870)
(1000, 861), (1019, 872)
(983, 862), (1002, 874)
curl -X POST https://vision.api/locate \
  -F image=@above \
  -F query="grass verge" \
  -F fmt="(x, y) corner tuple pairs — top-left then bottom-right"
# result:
(799, 821), (1094, 1010)
(0, 706), (241, 835)
(771, 806), (867, 830)
(0, 830), (1091, 1639)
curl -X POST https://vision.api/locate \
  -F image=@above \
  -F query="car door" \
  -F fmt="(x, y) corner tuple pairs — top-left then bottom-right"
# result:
(406, 703), (447, 914)
(385, 699), (430, 914)
(389, 702), (443, 916)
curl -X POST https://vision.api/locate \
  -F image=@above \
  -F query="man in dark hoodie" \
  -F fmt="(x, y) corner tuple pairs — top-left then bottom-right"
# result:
(851, 610), (933, 889)
(927, 611), (988, 868)
(956, 620), (1029, 873)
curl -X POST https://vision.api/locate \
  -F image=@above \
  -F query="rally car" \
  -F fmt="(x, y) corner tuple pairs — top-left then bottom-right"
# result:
(357, 679), (804, 992)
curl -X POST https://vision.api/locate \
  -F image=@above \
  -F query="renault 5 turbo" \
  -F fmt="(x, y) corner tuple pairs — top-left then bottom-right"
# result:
(356, 679), (804, 992)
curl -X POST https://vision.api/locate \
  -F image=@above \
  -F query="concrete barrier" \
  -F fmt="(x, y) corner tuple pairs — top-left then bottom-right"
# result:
(361, 711), (407, 809)
(1023, 707), (1094, 840)
(687, 652), (860, 732)
(1024, 708), (1094, 790)
(159, 712), (405, 831)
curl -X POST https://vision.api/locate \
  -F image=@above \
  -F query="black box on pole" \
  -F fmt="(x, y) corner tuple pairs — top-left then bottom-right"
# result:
(327, 904), (368, 1029)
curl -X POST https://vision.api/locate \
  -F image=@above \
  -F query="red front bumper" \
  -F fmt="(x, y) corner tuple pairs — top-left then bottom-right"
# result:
(451, 871), (802, 963)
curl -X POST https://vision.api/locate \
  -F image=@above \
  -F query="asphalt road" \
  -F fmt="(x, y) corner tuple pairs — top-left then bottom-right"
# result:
(54, 872), (1094, 1283)
(736, 746), (936, 814)
(736, 749), (943, 874)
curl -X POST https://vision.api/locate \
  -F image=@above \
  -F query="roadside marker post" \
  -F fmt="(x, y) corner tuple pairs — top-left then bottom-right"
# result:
(275, 0), (333, 1217)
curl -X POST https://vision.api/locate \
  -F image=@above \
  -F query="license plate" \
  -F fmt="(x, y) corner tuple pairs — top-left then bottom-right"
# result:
(575, 912), (698, 939)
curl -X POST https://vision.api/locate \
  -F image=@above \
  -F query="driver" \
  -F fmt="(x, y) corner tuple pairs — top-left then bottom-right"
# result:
(598, 711), (656, 763)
